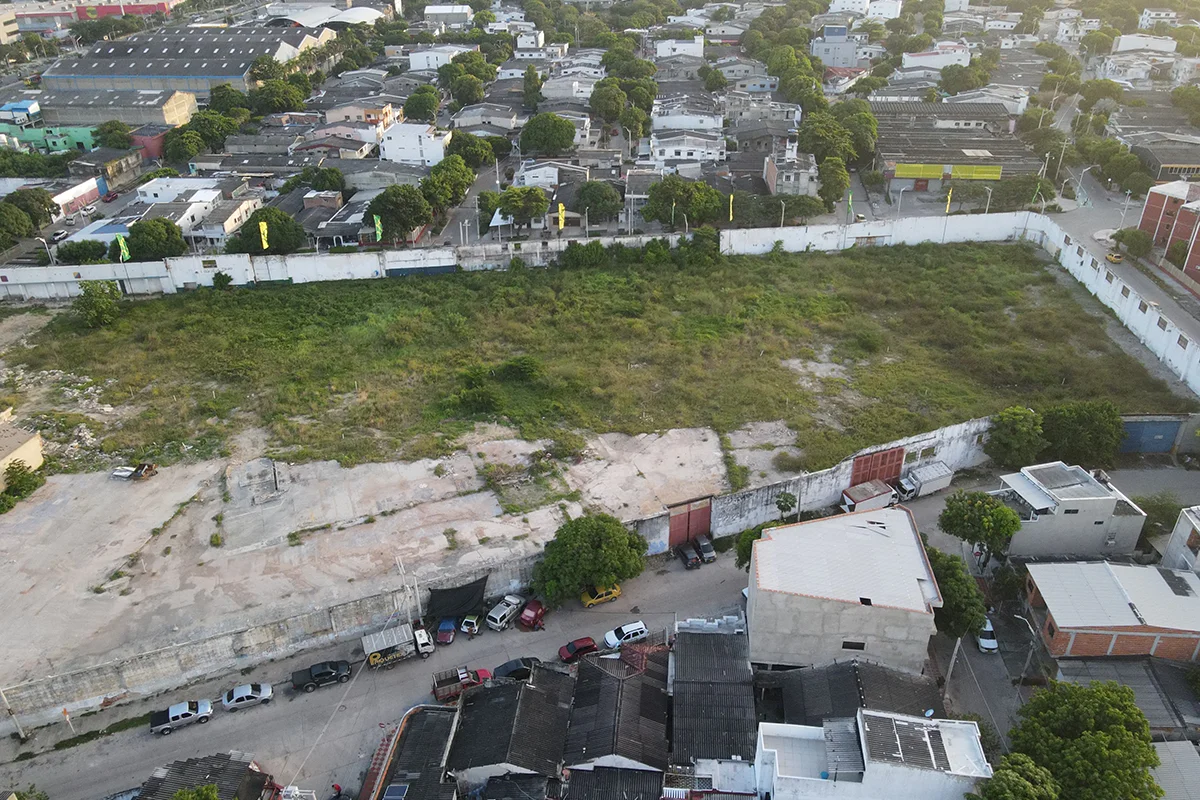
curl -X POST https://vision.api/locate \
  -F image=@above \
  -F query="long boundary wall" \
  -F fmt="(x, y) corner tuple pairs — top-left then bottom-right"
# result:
(3, 210), (1200, 732)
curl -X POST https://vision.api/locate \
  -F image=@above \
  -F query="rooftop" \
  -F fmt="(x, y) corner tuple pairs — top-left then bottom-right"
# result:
(751, 507), (941, 614)
(870, 101), (1012, 121)
(1055, 659), (1199, 732)
(671, 631), (756, 763)
(0, 423), (37, 461)
(1152, 741), (1200, 800)
(765, 660), (945, 727)
(379, 707), (457, 800)
(999, 461), (1119, 509)
(137, 752), (270, 800)
(482, 775), (560, 800)
(861, 711), (992, 777)
(565, 647), (670, 769)
(1028, 561), (1200, 632)
(562, 767), (662, 800)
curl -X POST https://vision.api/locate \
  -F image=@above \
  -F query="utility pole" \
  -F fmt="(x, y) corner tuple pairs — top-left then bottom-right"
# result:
(1120, 188), (1133, 228)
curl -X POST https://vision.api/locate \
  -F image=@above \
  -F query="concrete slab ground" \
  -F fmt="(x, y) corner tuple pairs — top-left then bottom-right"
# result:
(726, 420), (804, 488)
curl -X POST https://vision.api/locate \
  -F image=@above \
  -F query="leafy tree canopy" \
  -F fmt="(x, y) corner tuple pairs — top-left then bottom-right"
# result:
(4, 187), (57, 228)
(924, 543), (987, 639)
(520, 112), (576, 156)
(225, 207), (308, 255)
(531, 513), (647, 606)
(111, 218), (187, 262)
(1040, 400), (1125, 468)
(938, 490), (1022, 564)
(72, 279), (122, 327)
(366, 184), (433, 243)
(447, 130), (496, 169)
(577, 180), (622, 221)
(94, 119), (133, 149)
(986, 406), (1047, 469)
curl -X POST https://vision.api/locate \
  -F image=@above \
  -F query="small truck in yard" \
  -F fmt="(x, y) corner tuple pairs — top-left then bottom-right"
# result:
(150, 700), (213, 735)
(897, 461), (953, 501)
(432, 666), (491, 702)
(291, 660), (352, 693)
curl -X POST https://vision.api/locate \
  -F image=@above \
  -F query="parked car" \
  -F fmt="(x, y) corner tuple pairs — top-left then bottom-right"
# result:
(603, 621), (649, 649)
(976, 617), (999, 654)
(676, 541), (701, 569)
(51, 229), (70, 242)
(63, 216), (75, 226)
(494, 656), (541, 680)
(581, 584), (621, 608)
(437, 617), (457, 645)
(102, 191), (119, 202)
(291, 660), (352, 693)
(559, 637), (598, 663)
(693, 534), (717, 563)
(460, 614), (482, 636)
(518, 599), (546, 630)
(222, 683), (272, 711)
(486, 594), (525, 631)
(81, 204), (97, 215)
(1106, 251), (1124, 263)
(149, 700), (212, 735)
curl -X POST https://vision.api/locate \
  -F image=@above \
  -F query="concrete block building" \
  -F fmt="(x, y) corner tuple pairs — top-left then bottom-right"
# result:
(747, 507), (942, 673)
(988, 461), (1146, 559)
(34, 89), (198, 128)
(1026, 561), (1200, 662)
(1137, 180), (1200, 288)
(1163, 506), (1200, 574)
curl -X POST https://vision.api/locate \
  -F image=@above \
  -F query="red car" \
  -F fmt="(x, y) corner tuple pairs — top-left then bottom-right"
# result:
(519, 599), (547, 630)
(559, 637), (598, 663)
(102, 191), (119, 202)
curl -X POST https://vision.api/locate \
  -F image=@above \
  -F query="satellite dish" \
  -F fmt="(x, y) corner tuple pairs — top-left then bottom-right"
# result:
(924, 708), (935, 718)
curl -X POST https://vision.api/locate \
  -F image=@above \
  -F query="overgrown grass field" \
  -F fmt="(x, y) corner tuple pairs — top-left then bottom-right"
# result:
(12, 242), (1195, 467)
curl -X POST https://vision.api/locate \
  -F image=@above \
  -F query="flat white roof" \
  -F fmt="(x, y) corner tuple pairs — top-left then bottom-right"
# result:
(1028, 561), (1200, 632)
(752, 507), (940, 613)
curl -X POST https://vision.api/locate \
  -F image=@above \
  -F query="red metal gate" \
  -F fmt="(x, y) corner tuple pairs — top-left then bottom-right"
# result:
(668, 497), (712, 547)
(850, 447), (905, 486)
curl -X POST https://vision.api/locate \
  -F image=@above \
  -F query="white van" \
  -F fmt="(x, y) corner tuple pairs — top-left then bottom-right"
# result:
(486, 594), (525, 631)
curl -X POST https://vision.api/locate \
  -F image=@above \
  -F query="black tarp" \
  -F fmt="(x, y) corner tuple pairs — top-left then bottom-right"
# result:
(427, 575), (489, 618)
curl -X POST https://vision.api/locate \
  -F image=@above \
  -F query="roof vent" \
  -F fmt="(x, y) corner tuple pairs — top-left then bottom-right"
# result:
(860, 597), (872, 605)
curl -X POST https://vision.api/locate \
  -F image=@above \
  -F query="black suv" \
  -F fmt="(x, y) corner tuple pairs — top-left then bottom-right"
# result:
(291, 660), (352, 693)
(676, 542), (702, 569)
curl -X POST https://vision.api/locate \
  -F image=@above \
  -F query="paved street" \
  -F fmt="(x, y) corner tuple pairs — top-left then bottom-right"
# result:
(3, 554), (749, 800)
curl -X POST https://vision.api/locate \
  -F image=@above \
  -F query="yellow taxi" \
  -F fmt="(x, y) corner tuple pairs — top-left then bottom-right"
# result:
(1106, 251), (1124, 263)
(580, 584), (622, 608)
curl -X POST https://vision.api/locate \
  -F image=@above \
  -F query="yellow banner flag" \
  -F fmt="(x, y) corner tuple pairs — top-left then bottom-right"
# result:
(729, 193), (734, 222)
(259, 220), (269, 250)
(116, 234), (130, 262)
(945, 187), (953, 214)
(558, 203), (565, 230)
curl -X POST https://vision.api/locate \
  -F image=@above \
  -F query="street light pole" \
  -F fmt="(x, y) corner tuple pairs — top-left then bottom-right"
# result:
(984, 186), (992, 215)
(779, 199), (785, 228)
(1014, 614), (1039, 685)
(896, 186), (908, 217)
(1120, 188), (1133, 228)
(35, 236), (54, 265)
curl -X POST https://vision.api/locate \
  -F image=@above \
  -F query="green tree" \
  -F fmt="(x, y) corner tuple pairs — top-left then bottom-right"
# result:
(93, 119), (133, 149)
(403, 86), (440, 122)
(447, 131), (496, 169)
(1080, 79), (1124, 111)
(817, 156), (850, 212)
(924, 544), (987, 638)
(4, 187), (57, 228)
(209, 83), (250, 115)
(619, 105), (649, 140)
(1040, 400), (1125, 468)
(366, 184), (433, 243)
(986, 406), (1047, 469)
(249, 80), (305, 115)
(1081, 29), (1115, 55)
(1009, 681), (1160, 800)
(187, 110), (239, 151)
(704, 69), (728, 92)
(115, 218), (187, 261)
(520, 112), (576, 155)
(939, 63), (990, 95)
(12, 785), (50, 800)
(523, 65), (543, 109)
(172, 785), (220, 800)
(576, 180), (622, 221)
(498, 185), (550, 229)
(477, 189), (501, 235)
(279, 166), (346, 194)
(1167, 239), (1188, 267)
(486, 135), (512, 160)
(968, 754), (1061, 800)
(3, 459), (44, 499)
(1113, 227), (1152, 258)
(531, 513), (647, 607)
(249, 54), (286, 82)
(451, 50), (498, 82)
(164, 129), (205, 163)
(474, 8), (496, 26)
(225, 207), (308, 255)
(286, 71), (311, 96)
(72, 279), (122, 327)
(589, 83), (627, 123)
(1121, 172), (1154, 198)
(451, 73), (485, 106)
(0, 201), (32, 246)
(55, 239), (110, 265)
(775, 491), (797, 519)
(429, 154), (475, 202)
(796, 111), (856, 163)
(421, 173), (456, 215)
(938, 490), (1022, 564)
(640, 174), (722, 227)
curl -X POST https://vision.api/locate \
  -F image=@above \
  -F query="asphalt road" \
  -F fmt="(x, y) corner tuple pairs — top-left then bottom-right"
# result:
(4, 554), (750, 799)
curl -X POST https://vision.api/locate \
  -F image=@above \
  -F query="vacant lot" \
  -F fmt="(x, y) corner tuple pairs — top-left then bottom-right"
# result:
(9, 242), (1196, 468)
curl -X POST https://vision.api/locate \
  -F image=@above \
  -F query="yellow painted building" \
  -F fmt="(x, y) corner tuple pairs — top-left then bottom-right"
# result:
(0, 414), (44, 491)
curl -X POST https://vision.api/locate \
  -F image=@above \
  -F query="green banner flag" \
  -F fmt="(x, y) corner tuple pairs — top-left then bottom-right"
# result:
(374, 214), (383, 241)
(116, 234), (130, 262)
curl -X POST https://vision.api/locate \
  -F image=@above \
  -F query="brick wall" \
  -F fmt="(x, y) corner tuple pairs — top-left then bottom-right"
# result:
(1047, 625), (1200, 660)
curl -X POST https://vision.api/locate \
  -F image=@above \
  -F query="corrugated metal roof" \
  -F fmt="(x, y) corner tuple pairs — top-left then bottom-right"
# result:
(1153, 742), (1200, 800)
(1056, 660), (1183, 730)
(1029, 562), (1200, 632)
(562, 767), (662, 800)
(823, 717), (865, 774)
(752, 508), (937, 613)
(137, 752), (269, 800)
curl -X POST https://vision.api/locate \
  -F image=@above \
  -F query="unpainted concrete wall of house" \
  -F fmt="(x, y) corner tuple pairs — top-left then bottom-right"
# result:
(1006, 495), (1144, 559)
(746, 547), (937, 672)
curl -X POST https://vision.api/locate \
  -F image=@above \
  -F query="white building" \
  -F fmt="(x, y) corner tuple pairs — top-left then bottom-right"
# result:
(829, 0), (869, 15)
(380, 122), (451, 166)
(1056, 18), (1101, 42)
(706, 21), (750, 41)
(655, 35), (705, 59)
(867, 0), (903, 20)
(1139, 7), (1179, 29)
(746, 507), (941, 673)
(541, 76), (598, 100)
(136, 177), (221, 204)
(652, 97), (723, 131)
(1112, 33), (1178, 53)
(988, 462), (1147, 559)
(755, 711), (993, 800)
(452, 103), (521, 131)
(1163, 506), (1200, 574)
(901, 41), (971, 69)
(649, 129), (726, 168)
(423, 3), (473, 25)
(408, 43), (479, 71)
(944, 85), (1029, 115)
(812, 25), (859, 69)
(516, 30), (544, 48)
(764, 147), (818, 196)
(943, 0), (967, 11)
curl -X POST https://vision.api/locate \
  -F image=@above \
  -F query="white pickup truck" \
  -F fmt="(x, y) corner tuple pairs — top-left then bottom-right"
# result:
(149, 700), (213, 735)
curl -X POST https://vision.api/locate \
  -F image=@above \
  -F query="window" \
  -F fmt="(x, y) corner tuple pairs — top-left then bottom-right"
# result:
(1077, 245), (1084, 257)
(1064, 234), (1072, 245)
(905, 450), (919, 464)
(1064, 508), (1079, 514)
(1180, 335), (1190, 349)
(1046, 621), (1056, 638)
(920, 446), (937, 459)
(1139, 301), (1149, 313)
(1105, 271), (1115, 283)
(1091, 258), (1099, 270)
(842, 640), (866, 651)
(1121, 286), (1130, 297)
(1095, 520), (1105, 525)
(1158, 317), (1169, 330)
